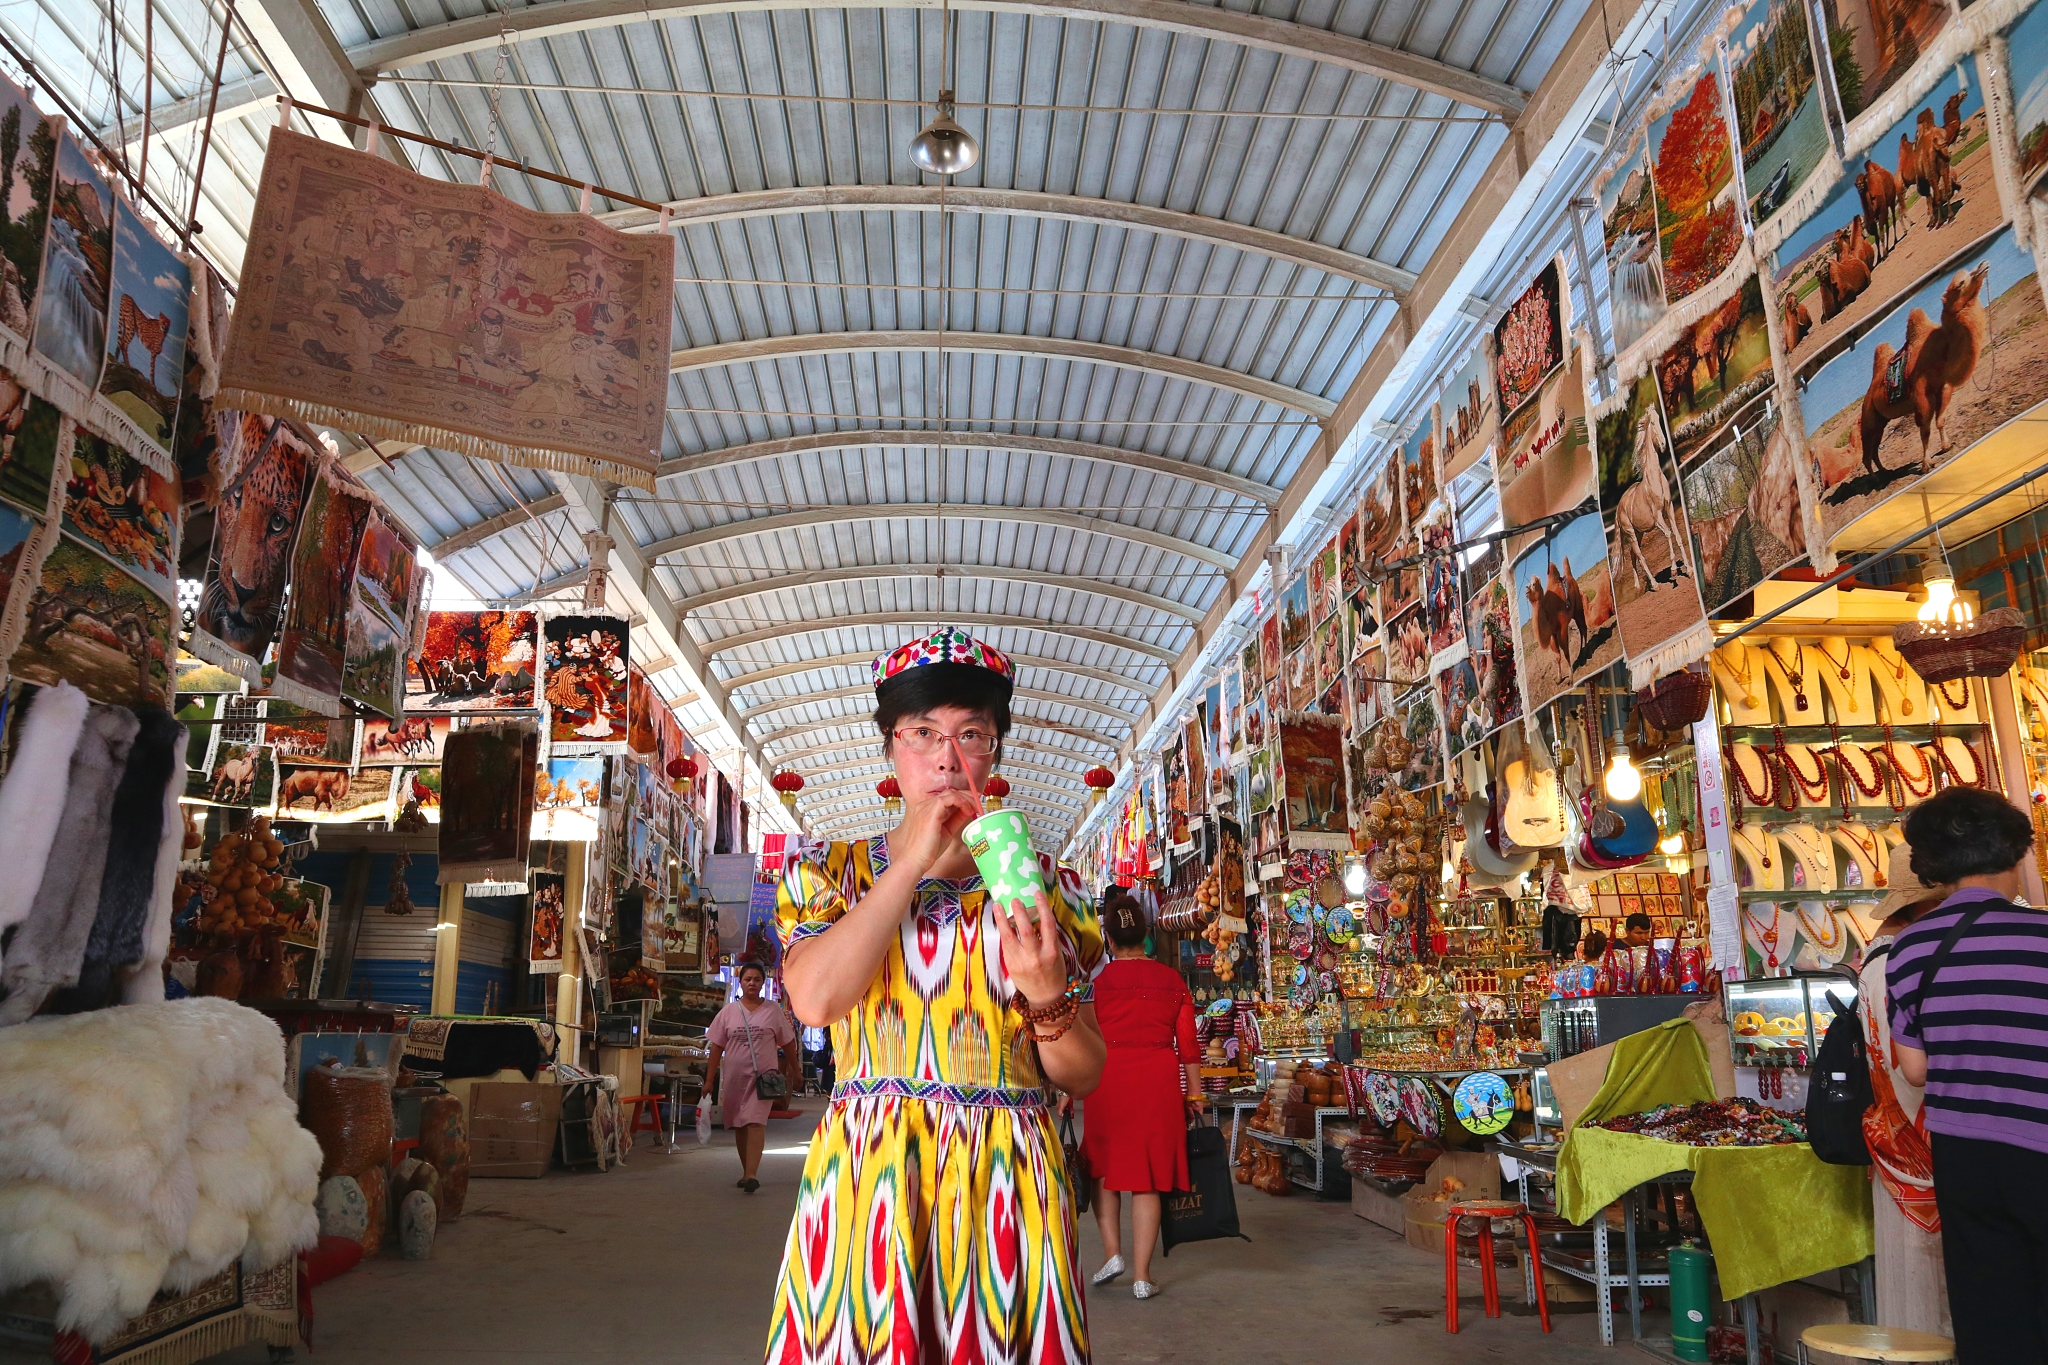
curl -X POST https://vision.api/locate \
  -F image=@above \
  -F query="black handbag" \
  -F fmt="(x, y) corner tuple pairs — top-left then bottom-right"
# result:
(1160, 1118), (1251, 1255)
(1060, 1110), (1091, 1213)
(746, 1015), (789, 1101)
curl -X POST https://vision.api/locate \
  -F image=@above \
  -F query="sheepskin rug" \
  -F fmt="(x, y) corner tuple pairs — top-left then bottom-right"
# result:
(0, 998), (322, 1343)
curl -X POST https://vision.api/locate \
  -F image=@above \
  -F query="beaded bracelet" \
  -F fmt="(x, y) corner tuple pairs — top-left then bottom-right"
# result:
(1026, 995), (1079, 1043)
(1016, 977), (1083, 1021)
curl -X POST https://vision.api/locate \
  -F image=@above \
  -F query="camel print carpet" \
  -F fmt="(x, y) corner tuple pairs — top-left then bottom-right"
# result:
(218, 128), (672, 490)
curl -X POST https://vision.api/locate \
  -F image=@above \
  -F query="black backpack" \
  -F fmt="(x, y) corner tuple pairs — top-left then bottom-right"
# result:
(1541, 904), (1582, 956)
(1805, 988), (1872, 1165)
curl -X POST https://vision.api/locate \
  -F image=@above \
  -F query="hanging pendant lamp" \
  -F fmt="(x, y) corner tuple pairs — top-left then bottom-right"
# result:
(910, 92), (979, 175)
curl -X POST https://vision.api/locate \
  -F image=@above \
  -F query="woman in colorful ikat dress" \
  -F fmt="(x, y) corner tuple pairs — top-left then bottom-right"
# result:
(768, 627), (1106, 1363)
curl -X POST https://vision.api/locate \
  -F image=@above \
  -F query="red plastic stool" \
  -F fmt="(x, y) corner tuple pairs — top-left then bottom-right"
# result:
(1443, 1199), (1551, 1334)
(622, 1094), (663, 1141)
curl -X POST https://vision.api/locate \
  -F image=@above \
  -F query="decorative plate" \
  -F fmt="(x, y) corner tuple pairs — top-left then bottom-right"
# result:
(1364, 1071), (1402, 1127)
(1315, 876), (1345, 910)
(1293, 962), (1310, 985)
(1399, 1077), (1442, 1138)
(1327, 906), (1358, 944)
(1287, 896), (1312, 924)
(1451, 1072), (1515, 1137)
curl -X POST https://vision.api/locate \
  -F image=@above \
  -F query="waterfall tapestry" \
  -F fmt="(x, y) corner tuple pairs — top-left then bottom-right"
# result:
(270, 464), (374, 713)
(1775, 63), (1994, 382)
(1440, 343), (1499, 481)
(1279, 713), (1349, 849)
(341, 510), (418, 718)
(1601, 133), (1671, 357)
(1595, 367), (1710, 685)
(437, 722), (540, 885)
(219, 128), (673, 490)
(1801, 227), (2045, 544)
(97, 199), (189, 463)
(190, 417), (317, 676)
(528, 870), (566, 974)
(410, 609), (539, 710)
(544, 613), (630, 749)
(29, 132), (110, 399)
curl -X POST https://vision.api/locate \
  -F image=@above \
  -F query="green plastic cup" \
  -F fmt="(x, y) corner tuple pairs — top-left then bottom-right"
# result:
(962, 808), (1045, 915)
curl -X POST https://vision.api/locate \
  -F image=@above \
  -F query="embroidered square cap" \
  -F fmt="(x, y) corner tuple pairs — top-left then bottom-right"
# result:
(873, 626), (1015, 701)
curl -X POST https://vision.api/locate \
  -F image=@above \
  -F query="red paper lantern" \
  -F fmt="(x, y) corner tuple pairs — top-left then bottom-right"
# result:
(771, 769), (805, 810)
(876, 776), (903, 815)
(666, 754), (698, 792)
(1084, 765), (1115, 805)
(982, 773), (1011, 811)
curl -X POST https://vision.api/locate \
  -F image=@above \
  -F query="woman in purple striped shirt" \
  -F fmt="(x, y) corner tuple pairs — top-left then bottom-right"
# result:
(1888, 788), (2048, 1362)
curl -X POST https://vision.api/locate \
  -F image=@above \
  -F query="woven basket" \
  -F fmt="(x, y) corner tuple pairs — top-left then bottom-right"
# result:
(1892, 607), (2027, 684)
(1635, 664), (1714, 731)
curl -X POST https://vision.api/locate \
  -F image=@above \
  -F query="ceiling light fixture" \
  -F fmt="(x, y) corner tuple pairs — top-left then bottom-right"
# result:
(910, 91), (979, 175)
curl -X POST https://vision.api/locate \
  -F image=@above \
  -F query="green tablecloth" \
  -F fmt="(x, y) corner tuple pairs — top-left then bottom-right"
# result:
(1553, 1018), (1873, 1300)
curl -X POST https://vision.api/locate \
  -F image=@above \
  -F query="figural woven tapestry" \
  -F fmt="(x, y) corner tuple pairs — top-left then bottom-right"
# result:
(218, 128), (673, 488)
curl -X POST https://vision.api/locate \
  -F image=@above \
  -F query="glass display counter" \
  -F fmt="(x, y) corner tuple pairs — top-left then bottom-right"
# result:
(1725, 976), (1849, 1070)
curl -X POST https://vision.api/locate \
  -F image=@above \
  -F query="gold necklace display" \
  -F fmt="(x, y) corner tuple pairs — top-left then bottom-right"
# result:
(1794, 901), (1846, 954)
(1715, 644), (1762, 710)
(1873, 645), (1915, 716)
(1813, 639), (1862, 714)
(1766, 639), (1811, 712)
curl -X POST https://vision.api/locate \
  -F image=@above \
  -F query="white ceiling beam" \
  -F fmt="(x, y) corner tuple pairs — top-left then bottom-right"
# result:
(668, 330), (1335, 419)
(597, 185), (1412, 295)
(720, 651), (1157, 696)
(430, 494), (571, 555)
(657, 430), (1278, 506)
(676, 565), (1202, 623)
(347, 0), (1525, 118)
(739, 683), (1141, 728)
(700, 613), (1180, 664)
(644, 505), (1237, 571)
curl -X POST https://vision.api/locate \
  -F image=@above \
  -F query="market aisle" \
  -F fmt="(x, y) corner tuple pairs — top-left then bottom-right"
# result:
(212, 1106), (1605, 1365)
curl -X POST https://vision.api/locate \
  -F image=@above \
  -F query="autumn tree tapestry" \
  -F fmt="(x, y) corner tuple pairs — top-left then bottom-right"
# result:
(409, 609), (539, 711)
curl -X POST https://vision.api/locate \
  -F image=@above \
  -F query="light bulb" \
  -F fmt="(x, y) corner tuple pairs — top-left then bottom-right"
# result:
(1604, 746), (1642, 802)
(909, 93), (980, 175)
(1917, 570), (1972, 624)
(1659, 831), (1685, 855)
(1342, 854), (1368, 898)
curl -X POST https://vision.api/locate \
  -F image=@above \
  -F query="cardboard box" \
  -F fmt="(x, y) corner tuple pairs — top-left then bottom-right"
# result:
(469, 1082), (564, 1178)
(1400, 1151), (1503, 1255)
(1352, 1177), (1407, 1234)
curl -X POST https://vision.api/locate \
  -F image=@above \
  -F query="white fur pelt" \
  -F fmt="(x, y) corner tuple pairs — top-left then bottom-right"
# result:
(0, 682), (89, 967)
(0, 998), (322, 1344)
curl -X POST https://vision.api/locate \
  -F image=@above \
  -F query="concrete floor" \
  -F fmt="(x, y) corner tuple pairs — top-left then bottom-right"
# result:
(215, 1101), (1610, 1364)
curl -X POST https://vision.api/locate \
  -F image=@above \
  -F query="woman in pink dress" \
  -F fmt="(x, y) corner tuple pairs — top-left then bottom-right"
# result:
(705, 962), (798, 1192)
(1080, 891), (1201, 1299)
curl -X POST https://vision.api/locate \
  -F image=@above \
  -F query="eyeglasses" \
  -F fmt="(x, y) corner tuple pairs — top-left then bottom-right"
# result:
(892, 725), (999, 757)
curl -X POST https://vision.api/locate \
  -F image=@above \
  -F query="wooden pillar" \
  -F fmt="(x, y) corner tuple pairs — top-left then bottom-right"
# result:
(431, 881), (463, 1016)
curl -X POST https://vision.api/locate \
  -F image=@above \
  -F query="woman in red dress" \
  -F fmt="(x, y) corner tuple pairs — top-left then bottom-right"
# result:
(1080, 891), (1200, 1299)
